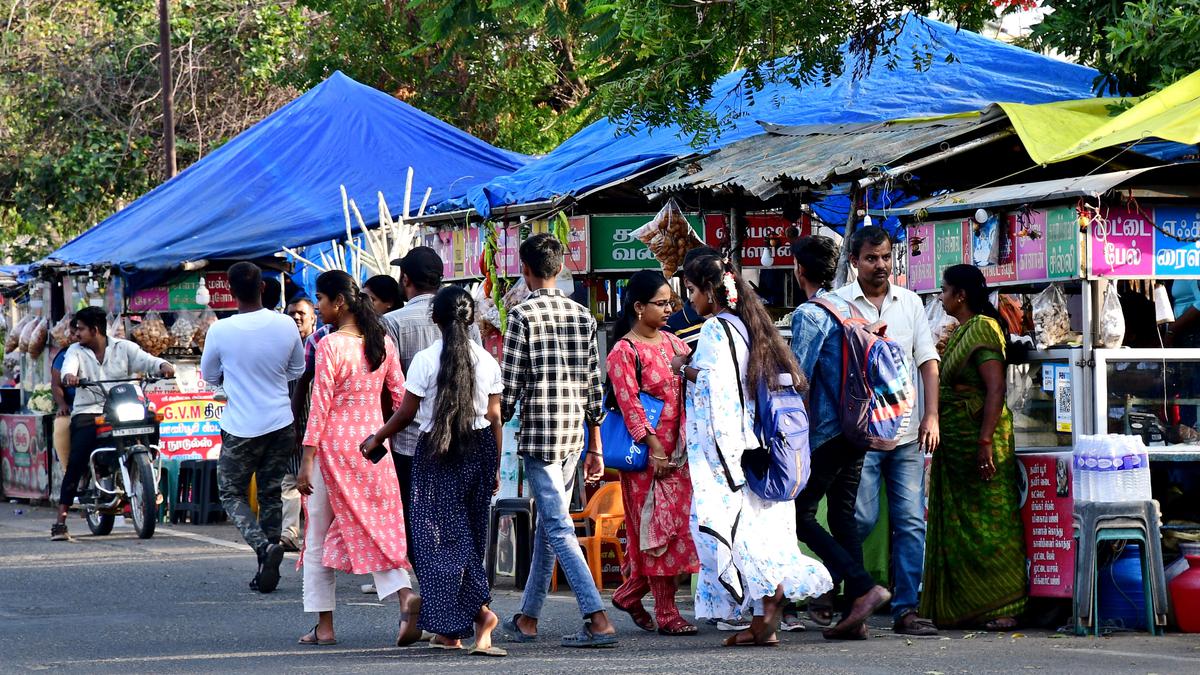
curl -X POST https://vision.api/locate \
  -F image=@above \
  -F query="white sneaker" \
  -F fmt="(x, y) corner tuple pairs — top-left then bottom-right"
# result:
(361, 583), (376, 594)
(780, 614), (807, 632)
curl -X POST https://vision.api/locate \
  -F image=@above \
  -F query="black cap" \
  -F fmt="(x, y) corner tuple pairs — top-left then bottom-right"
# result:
(390, 246), (443, 289)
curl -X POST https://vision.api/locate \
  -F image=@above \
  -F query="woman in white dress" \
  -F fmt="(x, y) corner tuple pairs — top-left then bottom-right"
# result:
(672, 255), (832, 647)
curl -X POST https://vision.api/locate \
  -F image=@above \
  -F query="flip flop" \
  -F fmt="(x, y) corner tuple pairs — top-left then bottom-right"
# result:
(467, 644), (508, 657)
(298, 625), (338, 646)
(396, 596), (423, 647)
(822, 623), (869, 641)
(561, 624), (618, 648)
(612, 597), (656, 632)
(428, 637), (464, 650)
(504, 614), (537, 643)
(722, 629), (779, 647)
(657, 617), (698, 636)
(981, 617), (1018, 631)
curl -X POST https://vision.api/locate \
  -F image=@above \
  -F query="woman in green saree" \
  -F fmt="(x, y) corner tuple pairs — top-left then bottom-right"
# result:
(920, 264), (1027, 630)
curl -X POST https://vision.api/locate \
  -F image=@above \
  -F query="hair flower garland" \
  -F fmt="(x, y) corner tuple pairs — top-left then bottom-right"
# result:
(721, 271), (739, 309)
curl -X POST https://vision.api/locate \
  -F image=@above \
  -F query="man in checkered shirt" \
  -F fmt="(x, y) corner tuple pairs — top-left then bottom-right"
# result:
(500, 233), (618, 648)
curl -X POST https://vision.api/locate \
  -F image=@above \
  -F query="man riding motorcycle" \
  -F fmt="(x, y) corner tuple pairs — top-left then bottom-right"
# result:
(52, 307), (175, 541)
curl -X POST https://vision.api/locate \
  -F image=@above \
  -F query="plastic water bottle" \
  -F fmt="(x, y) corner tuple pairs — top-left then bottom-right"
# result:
(1073, 438), (1089, 501)
(1093, 436), (1117, 502)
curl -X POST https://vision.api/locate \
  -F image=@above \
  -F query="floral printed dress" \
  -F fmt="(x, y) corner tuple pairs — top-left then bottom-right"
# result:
(607, 334), (699, 580)
(685, 316), (832, 619)
(302, 332), (410, 574)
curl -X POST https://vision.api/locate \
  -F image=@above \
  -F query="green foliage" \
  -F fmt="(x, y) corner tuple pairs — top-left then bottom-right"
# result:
(0, 1), (305, 264)
(1029, 0), (1200, 95)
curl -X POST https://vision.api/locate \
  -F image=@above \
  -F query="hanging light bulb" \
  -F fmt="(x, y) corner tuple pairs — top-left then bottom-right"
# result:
(974, 208), (990, 224)
(761, 248), (775, 268)
(85, 275), (99, 295)
(863, 213), (874, 228)
(195, 277), (210, 306)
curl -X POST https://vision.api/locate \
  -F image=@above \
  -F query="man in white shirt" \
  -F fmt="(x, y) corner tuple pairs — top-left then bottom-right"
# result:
(835, 226), (940, 636)
(201, 262), (305, 594)
(53, 307), (174, 541)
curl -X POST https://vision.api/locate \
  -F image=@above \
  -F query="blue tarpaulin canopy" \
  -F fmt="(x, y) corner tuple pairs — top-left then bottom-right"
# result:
(448, 16), (1100, 219)
(46, 71), (528, 271)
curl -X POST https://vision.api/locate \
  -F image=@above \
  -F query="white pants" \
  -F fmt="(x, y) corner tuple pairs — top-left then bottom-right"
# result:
(303, 463), (411, 613)
(281, 473), (301, 545)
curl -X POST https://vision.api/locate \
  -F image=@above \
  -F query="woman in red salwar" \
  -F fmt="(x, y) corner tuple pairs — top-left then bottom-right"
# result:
(607, 270), (700, 636)
(296, 271), (422, 647)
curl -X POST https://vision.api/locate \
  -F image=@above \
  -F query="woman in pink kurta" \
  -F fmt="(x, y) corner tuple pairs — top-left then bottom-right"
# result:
(296, 270), (421, 647)
(607, 271), (700, 636)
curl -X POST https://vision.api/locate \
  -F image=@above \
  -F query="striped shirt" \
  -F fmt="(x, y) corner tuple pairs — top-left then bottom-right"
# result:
(665, 303), (706, 352)
(501, 288), (605, 463)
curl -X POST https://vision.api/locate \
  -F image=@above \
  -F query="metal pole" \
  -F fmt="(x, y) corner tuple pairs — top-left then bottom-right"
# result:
(834, 189), (859, 288)
(158, 0), (177, 178)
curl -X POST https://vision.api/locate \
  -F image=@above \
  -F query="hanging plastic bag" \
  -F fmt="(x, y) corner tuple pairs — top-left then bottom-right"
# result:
(630, 199), (705, 277)
(50, 313), (74, 348)
(27, 317), (49, 358)
(1097, 280), (1126, 348)
(1031, 284), (1071, 349)
(18, 314), (39, 353)
(107, 312), (127, 340)
(925, 296), (958, 357)
(195, 308), (218, 352)
(131, 311), (171, 356)
(6, 315), (29, 353)
(171, 310), (199, 349)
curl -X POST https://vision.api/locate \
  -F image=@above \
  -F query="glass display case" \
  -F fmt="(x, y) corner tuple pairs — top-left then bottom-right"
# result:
(1011, 349), (1084, 451)
(1094, 348), (1200, 460)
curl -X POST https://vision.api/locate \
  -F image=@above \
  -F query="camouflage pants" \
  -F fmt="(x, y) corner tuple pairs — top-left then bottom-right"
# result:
(218, 425), (295, 556)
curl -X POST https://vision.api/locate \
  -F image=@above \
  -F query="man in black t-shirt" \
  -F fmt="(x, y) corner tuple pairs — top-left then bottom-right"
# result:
(663, 246), (719, 352)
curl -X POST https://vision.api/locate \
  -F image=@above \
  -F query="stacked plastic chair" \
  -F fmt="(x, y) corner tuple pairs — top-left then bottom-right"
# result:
(1072, 500), (1169, 635)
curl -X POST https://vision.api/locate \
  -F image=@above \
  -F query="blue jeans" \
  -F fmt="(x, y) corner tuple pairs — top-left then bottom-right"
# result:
(519, 450), (604, 620)
(855, 440), (927, 620)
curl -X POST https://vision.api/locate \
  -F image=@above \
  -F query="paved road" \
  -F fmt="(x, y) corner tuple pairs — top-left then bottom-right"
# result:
(2, 503), (1198, 674)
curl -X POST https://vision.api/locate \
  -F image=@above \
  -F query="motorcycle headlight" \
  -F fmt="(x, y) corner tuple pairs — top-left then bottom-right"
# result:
(114, 402), (147, 423)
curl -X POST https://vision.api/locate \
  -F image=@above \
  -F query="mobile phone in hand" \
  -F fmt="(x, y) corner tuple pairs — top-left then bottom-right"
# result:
(363, 435), (388, 464)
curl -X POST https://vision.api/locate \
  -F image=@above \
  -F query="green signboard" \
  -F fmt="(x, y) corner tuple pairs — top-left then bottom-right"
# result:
(933, 219), (966, 283)
(589, 214), (704, 272)
(1045, 206), (1079, 280)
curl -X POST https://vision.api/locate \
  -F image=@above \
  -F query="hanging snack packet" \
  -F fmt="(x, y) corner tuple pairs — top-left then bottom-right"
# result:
(630, 199), (705, 277)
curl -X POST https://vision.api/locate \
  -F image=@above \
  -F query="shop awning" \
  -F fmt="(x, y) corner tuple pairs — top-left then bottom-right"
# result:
(1000, 70), (1200, 165)
(441, 15), (1100, 218)
(44, 72), (528, 271)
(868, 166), (1188, 217)
(643, 113), (1009, 200)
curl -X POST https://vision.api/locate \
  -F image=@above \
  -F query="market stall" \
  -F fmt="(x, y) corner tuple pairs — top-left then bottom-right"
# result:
(877, 163), (1200, 602)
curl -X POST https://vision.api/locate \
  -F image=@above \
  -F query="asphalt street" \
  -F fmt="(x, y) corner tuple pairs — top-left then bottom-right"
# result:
(1, 503), (1198, 674)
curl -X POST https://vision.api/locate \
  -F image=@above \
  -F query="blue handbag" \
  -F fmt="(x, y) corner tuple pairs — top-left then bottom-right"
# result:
(600, 339), (666, 472)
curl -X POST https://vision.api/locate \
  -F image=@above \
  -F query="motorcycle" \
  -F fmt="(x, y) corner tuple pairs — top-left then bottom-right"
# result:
(75, 376), (167, 539)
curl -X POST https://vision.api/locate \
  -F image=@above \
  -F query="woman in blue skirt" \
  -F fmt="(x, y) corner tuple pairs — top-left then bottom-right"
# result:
(363, 286), (506, 656)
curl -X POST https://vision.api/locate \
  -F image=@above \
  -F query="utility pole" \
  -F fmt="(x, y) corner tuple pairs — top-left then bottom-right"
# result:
(158, 0), (177, 178)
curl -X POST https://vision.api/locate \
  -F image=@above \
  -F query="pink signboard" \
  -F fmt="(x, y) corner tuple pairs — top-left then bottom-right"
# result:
(128, 287), (169, 313)
(566, 216), (589, 274)
(1014, 210), (1048, 281)
(1018, 453), (1075, 598)
(1089, 206), (1154, 277)
(502, 224), (521, 277)
(906, 223), (936, 291)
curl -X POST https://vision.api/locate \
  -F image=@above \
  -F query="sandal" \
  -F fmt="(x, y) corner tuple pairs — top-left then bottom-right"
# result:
(657, 616), (698, 636)
(981, 617), (1018, 631)
(612, 597), (656, 632)
(561, 621), (618, 648)
(467, 644), (508, 657)
(429, 636), (463, 650)
(298, 625), (338, 646)
(504, 613), (537, 643)
(396, 596), (423, 647)
(722, 628), (779, 647)
(822, 623), (868, 641)
(894, 611), (939, 636)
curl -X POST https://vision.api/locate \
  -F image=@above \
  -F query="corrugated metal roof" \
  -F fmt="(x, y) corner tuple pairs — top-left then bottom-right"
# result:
(644, 115), (1004, 200)
(868, 167), (1163, 217)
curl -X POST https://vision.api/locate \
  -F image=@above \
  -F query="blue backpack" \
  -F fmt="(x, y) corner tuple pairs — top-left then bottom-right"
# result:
(719, 316), (811, 502)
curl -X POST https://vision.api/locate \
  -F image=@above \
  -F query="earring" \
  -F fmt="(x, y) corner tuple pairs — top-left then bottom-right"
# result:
(637, 311), (642, 322)
(708, 293), (714, 305)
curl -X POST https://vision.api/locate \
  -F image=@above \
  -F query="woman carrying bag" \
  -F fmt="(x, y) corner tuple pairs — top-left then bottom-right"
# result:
(605, 270), (700, 636)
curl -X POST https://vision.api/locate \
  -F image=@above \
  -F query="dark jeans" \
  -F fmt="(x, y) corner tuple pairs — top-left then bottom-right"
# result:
(794, 435), (877, 600)
(218, 425), (295, 556)
(391, 451), (414, 552)
(58, 416), (100, 507)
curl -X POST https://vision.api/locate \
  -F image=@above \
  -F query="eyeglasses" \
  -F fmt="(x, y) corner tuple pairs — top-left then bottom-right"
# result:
(645, 299), (676, 310)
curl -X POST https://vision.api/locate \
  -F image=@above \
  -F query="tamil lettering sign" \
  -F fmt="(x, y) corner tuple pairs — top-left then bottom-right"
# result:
(590, 214), (704, 272)
(129, 272), (238, 313)
(1089, 206), (1153, 277)
(703, 213), (809, 269)
(149, 393), (225, 460)
(1018, 452), (1075, 598)
(0, 413), (51, 499)
(907, 223), (936, 291)
(1153, 205), (1200, 276)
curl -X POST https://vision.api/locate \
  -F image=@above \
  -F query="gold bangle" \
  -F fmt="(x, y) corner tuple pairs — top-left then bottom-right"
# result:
(650, 454), (669, 460)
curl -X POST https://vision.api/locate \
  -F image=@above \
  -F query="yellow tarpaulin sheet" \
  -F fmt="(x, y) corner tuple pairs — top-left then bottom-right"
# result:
(1000, 69), (1200, 165)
